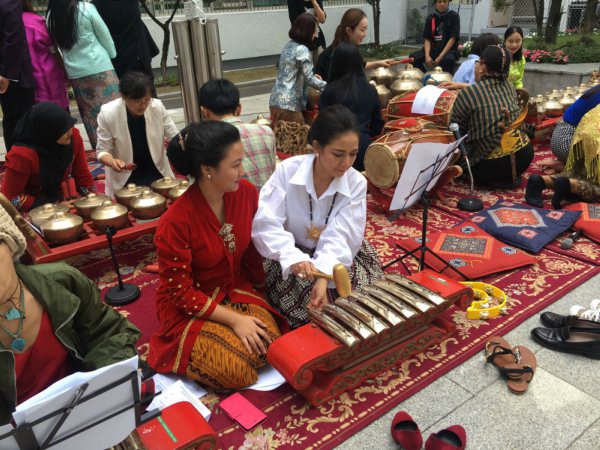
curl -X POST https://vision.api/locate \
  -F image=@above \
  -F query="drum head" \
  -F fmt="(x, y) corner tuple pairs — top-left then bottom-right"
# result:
(364, 143), (400, 189)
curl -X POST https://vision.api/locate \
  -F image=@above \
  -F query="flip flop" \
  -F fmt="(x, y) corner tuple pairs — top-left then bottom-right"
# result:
(506, 345), (536, 395)
(484, 336), (536, 395)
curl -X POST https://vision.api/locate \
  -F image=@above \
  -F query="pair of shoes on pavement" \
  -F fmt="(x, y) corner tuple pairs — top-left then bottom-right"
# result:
(391, 411), (466, 450)
(531, 308), (600, 359)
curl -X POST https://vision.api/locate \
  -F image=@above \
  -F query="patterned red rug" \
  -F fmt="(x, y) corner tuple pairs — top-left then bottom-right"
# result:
(59, 141), (599, 449)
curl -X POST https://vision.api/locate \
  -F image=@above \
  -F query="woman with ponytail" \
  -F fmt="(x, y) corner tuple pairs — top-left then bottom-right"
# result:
(148, 121), (285, 390)
(450, 45), (533, 188)
(314, 8), (393, 81)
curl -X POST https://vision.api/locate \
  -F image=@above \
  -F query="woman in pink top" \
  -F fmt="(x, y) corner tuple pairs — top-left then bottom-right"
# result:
(21, 0), (69, 109)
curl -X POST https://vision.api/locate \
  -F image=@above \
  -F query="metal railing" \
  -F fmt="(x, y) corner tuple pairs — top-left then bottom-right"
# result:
(508, 0), (599, 34)
(149, 0), (367, 15)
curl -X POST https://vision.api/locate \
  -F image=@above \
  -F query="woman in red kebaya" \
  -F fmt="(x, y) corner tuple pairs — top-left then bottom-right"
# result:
(147, 120), (285, 390)
(1, 102), (95, 212)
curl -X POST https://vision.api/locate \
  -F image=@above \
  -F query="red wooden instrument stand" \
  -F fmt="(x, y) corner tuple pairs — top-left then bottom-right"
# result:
(267, 269), (472, 406)
(24, 212), (159, 264)
(136, 402), (218, 450)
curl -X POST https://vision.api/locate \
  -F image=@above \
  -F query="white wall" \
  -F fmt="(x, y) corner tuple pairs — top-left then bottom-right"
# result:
(144, 2), (405, 69)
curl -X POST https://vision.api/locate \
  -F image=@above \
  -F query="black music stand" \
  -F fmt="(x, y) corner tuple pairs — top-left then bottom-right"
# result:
(0, 369), (157, 450)
(104, 226), (141, 306)
(383, 140), (470, 281)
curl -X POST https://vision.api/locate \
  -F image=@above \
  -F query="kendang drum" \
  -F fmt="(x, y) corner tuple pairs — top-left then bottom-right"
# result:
(364, 129), (455, 189)
(387, 89), (457, 128)
(384, 117), (437, 134)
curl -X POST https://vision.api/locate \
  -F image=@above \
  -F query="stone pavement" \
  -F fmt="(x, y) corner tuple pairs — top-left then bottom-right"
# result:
(4, 91), (600, 449)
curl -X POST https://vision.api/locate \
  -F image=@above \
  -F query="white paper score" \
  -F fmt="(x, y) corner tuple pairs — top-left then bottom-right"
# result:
(411, 85), (446, 115)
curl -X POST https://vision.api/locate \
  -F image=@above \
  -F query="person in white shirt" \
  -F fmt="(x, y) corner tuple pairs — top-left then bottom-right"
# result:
(252, 105), (383, 328)
(96, 71), (178, 197)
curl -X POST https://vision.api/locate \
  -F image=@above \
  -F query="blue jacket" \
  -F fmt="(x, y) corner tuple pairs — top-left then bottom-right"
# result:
(49, 2), (116, 79)
(453, 54), (478, 85)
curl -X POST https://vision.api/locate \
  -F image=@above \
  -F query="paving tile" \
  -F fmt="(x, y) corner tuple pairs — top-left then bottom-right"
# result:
(423, 368), (600, 450)
(334, 376), (472, 450)
(568, 417), (600, 450)
(535, 347), (600, 401)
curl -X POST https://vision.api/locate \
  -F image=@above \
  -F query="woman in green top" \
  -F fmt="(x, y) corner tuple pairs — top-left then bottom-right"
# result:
(504, 26), (526, 89)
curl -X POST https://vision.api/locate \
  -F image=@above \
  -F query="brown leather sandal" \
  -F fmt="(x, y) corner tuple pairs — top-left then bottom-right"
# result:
(485, 337), (537, 395)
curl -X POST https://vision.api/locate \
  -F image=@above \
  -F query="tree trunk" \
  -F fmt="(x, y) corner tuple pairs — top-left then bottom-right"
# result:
(582, 0), (599, 33)
(545, 0), (563, 43)
(532, 0), (545, 37)
(139, 0), (182, 79)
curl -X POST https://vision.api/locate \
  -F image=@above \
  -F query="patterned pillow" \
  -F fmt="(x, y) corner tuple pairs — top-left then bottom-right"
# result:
(395, 221), (537, 280)
(564, 203), (600, 243)
(471, 201), (582, 253)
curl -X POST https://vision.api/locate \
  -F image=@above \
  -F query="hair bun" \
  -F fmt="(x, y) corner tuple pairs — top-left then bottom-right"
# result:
(166, 128), (193, 176)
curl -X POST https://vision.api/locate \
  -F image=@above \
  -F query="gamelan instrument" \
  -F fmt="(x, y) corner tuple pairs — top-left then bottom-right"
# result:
(387, 89), (457, 128)
(363, 129), (455, 189)
(266, 269), (473, 406)
(384, 117), (437, 134)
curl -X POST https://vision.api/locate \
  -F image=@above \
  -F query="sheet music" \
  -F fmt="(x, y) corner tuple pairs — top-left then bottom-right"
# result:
(390, 139), (462, 212)
(0, 423), (17, 450)
(425, 136), (467, 191)
(411, 85), (446, 115)
(243, 365), (286, 392)
(13, 356), (139, 450)
(151, 373), (208, 400)
(148, 380), (211, 420)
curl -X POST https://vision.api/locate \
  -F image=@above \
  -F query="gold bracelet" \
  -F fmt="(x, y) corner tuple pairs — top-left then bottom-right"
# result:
(460, 281), (508, 320)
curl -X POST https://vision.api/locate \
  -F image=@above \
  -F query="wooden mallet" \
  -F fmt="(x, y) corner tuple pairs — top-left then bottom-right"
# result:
(312, 263), (352, 298)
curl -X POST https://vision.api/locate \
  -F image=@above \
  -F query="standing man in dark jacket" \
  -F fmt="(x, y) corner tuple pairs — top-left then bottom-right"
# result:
(0, 0), (35, 150)
(92, 0), (159, 91)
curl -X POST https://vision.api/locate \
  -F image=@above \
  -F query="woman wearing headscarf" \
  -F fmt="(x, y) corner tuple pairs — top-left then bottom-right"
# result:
(1, 102), (95, 212)
(450, 45), (533, 189)
(0, 200), (140, 425)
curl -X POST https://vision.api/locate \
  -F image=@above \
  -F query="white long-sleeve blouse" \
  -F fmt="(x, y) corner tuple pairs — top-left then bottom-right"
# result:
(252, 154), (366, 278)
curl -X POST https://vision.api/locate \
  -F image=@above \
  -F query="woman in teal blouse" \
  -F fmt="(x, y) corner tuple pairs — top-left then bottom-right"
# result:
(504, 26), (526, 89)
(47, 0), (120, 150)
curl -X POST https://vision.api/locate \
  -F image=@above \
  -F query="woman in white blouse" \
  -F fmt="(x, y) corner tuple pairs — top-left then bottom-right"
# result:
(96, 71), (178, 197)
(252, 105), (383, 328)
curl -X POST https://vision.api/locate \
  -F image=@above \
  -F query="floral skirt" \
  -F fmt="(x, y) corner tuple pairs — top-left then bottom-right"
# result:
(263, 240), (384, 329)
(186, 299), (281, 390)
(70, 70), (120, 149)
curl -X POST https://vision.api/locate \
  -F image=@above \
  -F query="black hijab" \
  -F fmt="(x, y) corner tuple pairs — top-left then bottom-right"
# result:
(12, 102), (77, 203)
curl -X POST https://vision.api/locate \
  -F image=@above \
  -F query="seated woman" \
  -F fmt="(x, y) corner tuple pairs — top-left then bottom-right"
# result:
(252, 105), (384, 328)
(0, 205), (140, 425)
(1, 102), (95, 212)
(269, 13), (326, 126)
(439, 33), (500, 90)
(147, 121), (284, 390)
(409, 0), (460, 74)
(96, 71), (179, 197)
(526, 104), (600, 209)
(314, 8), (393, 82)
(450, 45), (533, 189)
(504, 26), (526, 90)
(319, 43), (384, 172)
(547, 84), (600, 174)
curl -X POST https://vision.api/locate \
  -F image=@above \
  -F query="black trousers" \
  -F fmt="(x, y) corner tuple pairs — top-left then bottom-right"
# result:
(0, 82), (34, 150)
(409, 48), (458, 74)
(472, 142), (534, 187)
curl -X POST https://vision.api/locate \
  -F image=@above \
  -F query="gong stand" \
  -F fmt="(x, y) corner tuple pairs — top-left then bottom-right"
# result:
(383, 143), (470, 281)
(104, 226), (141, 306)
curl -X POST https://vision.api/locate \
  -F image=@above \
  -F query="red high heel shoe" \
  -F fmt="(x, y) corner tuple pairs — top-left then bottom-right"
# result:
(424, 425), (467, 450)
(390, 411), (422, 450)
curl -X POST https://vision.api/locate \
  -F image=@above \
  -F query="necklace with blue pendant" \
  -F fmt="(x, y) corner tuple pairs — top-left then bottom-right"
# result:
(0, 279), (26, 353)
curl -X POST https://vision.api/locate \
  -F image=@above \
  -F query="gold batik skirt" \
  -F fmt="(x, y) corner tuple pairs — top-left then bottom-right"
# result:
(186, 299), (281, 390)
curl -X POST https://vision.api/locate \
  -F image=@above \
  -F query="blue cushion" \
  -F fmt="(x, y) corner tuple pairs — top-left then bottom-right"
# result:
(470, 201), (582, 253)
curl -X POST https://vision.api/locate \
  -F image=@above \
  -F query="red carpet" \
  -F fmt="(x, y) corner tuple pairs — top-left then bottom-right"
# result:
(56, 141), (599, 449)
